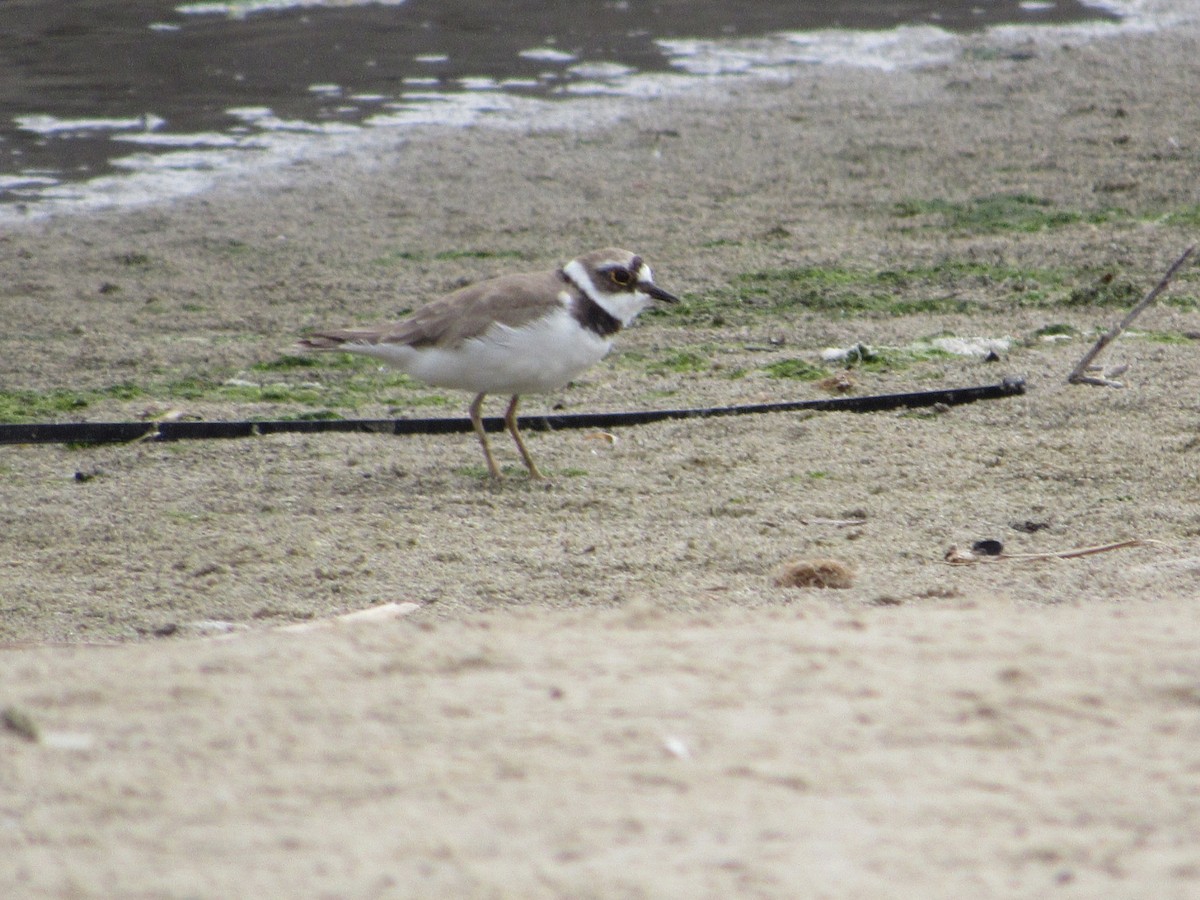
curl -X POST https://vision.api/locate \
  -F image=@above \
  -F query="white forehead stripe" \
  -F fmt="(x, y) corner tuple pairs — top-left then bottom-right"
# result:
(638, 263), (653, 283)
(562, 258), (601, 303)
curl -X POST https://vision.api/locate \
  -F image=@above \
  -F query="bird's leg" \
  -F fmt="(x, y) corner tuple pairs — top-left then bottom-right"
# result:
(504, 395), (543, 479)
(469, 393), (502, 479)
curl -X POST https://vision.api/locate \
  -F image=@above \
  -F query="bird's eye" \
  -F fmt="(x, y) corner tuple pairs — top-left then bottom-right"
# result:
(610, 267), (632, 286)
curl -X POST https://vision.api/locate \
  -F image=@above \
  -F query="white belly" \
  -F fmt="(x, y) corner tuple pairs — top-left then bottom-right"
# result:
(357, 307), (613, 395)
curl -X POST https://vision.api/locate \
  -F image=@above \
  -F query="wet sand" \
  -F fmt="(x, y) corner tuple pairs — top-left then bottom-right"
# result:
(4, 9), (1200, 897)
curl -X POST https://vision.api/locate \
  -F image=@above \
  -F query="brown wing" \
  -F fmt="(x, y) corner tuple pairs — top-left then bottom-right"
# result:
(300, 269), (576, 350)
(380, 270), (573, 348)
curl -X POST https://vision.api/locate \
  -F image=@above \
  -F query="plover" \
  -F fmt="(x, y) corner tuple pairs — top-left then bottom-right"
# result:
(299, 247), (679, 478)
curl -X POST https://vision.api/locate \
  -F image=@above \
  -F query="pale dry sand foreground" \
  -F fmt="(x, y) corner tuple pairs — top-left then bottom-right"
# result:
(4, 8), (1200, 898)
(6, 601), (1200, 897)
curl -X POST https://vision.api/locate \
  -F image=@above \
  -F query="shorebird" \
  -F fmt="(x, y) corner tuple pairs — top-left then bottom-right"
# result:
(299, 248), (679, 478)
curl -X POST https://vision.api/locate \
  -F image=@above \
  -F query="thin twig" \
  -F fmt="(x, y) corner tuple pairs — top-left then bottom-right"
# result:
(999, 539), (1158, 560)
(1067, 245), (1196, 386)
(945, 538), (1159, 564)
(797, 516), (868, 528)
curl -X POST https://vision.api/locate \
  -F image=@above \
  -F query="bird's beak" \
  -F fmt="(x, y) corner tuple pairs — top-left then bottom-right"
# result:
(640, 282), (680, 304)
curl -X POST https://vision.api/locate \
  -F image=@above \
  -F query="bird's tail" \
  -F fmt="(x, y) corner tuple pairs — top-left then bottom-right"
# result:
(297, 328), (387, 352)
(297, 334), (349, 351)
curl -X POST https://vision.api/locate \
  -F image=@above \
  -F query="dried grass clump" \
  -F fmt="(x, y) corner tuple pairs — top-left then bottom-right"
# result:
(773, 558), (854, 590)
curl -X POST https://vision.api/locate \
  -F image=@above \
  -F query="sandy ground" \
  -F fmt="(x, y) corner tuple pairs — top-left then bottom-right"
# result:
(4, 9), (1200, 898)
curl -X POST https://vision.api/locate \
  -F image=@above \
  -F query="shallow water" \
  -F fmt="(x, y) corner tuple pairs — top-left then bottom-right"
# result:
(0, 1), (1119, 216)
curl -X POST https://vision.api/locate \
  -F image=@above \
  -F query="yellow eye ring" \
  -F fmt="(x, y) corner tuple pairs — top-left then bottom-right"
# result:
(610, 268), (632, 286)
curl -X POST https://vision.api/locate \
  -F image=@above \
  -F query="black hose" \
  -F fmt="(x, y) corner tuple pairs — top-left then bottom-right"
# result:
(0, 376), (1026, 446)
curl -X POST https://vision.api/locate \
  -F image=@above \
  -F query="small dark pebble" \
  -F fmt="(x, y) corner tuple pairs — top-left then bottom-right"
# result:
(74, 469), (101, 483)
(983, 350), (1001, 363)
(153, 623), (179, 638)
(971, 539), (1005, 557)
(2, 706), (39, 742)
(1012, 520), (1051, 533)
